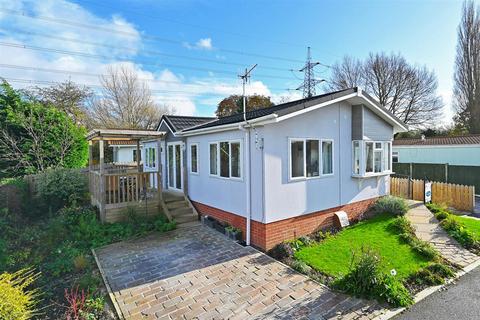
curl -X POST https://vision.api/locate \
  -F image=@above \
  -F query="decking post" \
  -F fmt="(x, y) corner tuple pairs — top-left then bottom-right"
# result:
(136, 140), (141, 172)
(99, 138), (106, 222)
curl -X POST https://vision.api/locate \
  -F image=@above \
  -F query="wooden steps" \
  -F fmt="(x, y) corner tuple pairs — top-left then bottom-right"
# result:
(162, 191), (198, 225)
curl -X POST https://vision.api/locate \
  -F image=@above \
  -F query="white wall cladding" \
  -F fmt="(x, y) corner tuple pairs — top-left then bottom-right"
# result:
(185, 100), (393, 224)
(186, 129), (264, 222)
(362, 106), (393, 141)
(262, 102), (389, 223)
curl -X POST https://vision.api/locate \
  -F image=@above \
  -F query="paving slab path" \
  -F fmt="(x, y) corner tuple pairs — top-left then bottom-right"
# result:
(94, 224), (385, 320)
(405, 201), (479, 268)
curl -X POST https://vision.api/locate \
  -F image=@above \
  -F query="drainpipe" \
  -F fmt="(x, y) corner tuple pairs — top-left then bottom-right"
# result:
(240, 123), (252, 246)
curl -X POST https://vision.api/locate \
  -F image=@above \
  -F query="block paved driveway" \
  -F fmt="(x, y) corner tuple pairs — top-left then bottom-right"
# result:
(94, 224), (384, 319)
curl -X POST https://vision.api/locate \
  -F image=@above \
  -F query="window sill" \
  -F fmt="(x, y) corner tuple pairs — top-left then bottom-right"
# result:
(351, 171), (393, 179)
(289, 174), (335, 182)
(209, 174), (244, 182)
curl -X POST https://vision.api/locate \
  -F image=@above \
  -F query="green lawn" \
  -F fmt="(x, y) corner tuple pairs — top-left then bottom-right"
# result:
(295, 214), (431, 279)
(454, 216), (480, 237)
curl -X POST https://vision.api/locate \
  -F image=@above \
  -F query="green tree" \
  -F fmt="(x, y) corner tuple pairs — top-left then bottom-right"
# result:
(215, 94), (274, 117)
(0, 80), (88, 177)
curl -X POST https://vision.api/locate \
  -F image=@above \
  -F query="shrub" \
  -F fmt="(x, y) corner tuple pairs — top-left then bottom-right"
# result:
(390, 216), (416, 235)
(373, 196), (409, 216)
(409, 238), (438, 260)
(440, 216), (479, 248)
(75, 273), (101, 293)
(435, 211), (449, 221)
(377, 274), (414, 307)
(334, 248), (413, 307)
(0, 269), (40, 320)
(154, 216), (177, 232)
(268, 242), (294, 261)
(408, 263), (454, 287)
(36, 168), (88, 212)
(335, 248), (382, 297)
(390, 217), (438, 259)
(73, 255), (89, 272)
(290, 260), (312, 274)
(298, 235), (313, 247)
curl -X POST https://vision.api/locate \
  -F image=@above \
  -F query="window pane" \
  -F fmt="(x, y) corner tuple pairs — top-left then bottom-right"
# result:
(375, 142), (383, 149)
(191, 145), (198, 173)
(291, 140), (304, 178)
(322, 141), (333, 175)
(365, 142), (373, 173)
(168, 146), (174, 187)
(209, 144), (217, 175)
(230, 142), (241, 178)
(305, 140), (319, 177)
(353, 141), (360, 174)
(175, 144), (181, 187)
(374, 150), (382, 173)
(392, 152), (399, 163)
(220, 142), (230, 177)
(152, 148), (156, 167)
(384, 142), (391, 171)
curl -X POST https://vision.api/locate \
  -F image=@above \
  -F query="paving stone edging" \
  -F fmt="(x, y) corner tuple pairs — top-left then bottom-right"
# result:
(92, 248), (126, 320)
(373, 258), (480, 320)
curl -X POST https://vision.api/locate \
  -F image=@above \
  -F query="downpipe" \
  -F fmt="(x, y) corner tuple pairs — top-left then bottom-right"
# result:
(239, 123), (252, 246)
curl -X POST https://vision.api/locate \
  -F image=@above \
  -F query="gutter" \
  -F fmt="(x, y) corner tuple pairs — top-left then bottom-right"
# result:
(179, 114), (278, 137)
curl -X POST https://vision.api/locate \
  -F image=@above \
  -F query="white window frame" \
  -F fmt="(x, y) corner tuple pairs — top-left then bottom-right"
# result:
(352, 140), (393, 177)
(189, 143), (199, 174)
(208, 140), (243, 180)
(144, 147), (157, 169)
(288, 137), (334, 181)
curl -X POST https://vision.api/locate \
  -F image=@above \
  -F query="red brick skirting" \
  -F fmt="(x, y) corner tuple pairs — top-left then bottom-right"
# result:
(191, 197), (377, 251)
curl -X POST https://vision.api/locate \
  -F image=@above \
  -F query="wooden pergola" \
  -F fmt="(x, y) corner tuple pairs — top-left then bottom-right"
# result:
(86, 128), (166, 222)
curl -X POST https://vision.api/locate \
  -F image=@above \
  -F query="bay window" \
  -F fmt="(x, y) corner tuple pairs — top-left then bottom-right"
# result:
(353, 140), (392, 176)
(289, 138), (333, 180)
(209, 140), (242, 179)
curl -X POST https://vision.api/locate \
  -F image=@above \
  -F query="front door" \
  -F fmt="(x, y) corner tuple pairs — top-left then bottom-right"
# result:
(167, 143), (183, 191)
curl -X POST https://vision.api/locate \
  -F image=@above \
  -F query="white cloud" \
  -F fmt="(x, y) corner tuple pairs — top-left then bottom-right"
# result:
(0, 1), (291, 118)
(183, 37), (213, 51)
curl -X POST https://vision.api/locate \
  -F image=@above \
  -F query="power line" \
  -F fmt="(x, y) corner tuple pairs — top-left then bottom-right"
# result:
(0, 8), (304, 63)
(0, 42), (297, 81)
(1, 77), (247, 102)
(72, 0), (309, 49)
(0, 64), (290, 94)
(6, 28), (292, 72)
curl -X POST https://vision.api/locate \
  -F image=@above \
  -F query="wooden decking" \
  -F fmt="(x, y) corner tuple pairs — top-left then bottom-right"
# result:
(89, 167), (163, 223)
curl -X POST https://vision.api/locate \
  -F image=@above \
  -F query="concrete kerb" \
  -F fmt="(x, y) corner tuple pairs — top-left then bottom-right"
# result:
(92, 248), (126, 320)
(373, 256), (480, 320)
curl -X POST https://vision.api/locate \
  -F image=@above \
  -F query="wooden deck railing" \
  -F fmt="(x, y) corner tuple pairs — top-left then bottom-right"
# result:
(89, 168), (162, 220)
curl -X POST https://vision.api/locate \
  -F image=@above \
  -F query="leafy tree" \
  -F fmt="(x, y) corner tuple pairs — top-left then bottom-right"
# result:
(329, 53), (443, 127)
(26, 80), (93, 127)
(215, 94), (274, 117)
(0, 80), (88, 176)
(453, 1), (480, 133)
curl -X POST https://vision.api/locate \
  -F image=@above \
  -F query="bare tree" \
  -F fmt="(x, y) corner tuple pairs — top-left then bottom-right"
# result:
(329, 53), (443, 127)
(453, 1), (480, 133)
(88, 65), (173, 129)
(27, 80), (93, 126)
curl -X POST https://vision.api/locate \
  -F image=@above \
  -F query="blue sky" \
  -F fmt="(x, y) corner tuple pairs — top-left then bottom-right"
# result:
(0, 0), (468, 123)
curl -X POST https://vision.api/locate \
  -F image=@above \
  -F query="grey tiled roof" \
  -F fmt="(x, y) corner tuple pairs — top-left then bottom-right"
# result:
(160, 115), (215, 132)
(394, 135), (480, 146)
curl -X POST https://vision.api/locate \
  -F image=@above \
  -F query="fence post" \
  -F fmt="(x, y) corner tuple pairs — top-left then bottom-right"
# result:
(409, 163), (413, 179)
(445, 163), (448, 183)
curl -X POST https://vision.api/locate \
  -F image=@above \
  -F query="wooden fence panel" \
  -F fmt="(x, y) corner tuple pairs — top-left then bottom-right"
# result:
(391, 177), (475, 212)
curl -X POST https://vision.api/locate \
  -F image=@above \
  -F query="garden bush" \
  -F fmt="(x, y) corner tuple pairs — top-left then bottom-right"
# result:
(440, 216), (478, 248)
(373, 196), (409, 216)
(407, 263), (455, 287)
(390, 216), (438, 259)
(36, 168), (88, 212)
(290, 260), (312, 274)
(334, 248), (413, 307)
(0, 269), (40, 320)
(268, 242), (294, 261)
